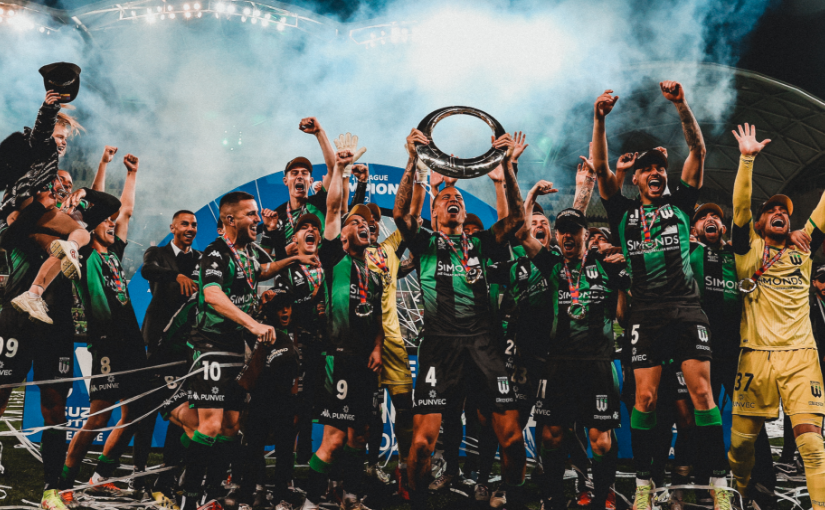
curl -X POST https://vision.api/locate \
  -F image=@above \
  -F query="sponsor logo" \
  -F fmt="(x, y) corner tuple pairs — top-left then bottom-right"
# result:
(266, 348), (288, 364)
(697, 345), (711, 350)
(59, 357), (71, 374)
(790, 253), (803, 266)
(596, 395), (608, 412)
(429, 390), (437, 398)
(211, 262), (219, 269)
(343, 406), (349, 413)
(107, 375), (115, 383)
(812, 381), (823, 398)
(705, 276), (736, 291)
(697, 325), (709, 342)
(535, 400), (543, 409)
(208, 250), (221, 257)
(0, 370), (12, 376)
(706, 250), (719, 263)
(294, 272), (304, 283)
(206, 269), (222, 277)
(808, 401), (824, 406)
(613, 412), (619, 419)
(416, 398), (447, 406)
(497, 376), (509, 395)
(632, 354), (647, 362)
(495, 397), (514, 403)
(0, 361), (4, 369)
(212, 386), (220, 394)
(594, 415), (612, 420)
(732, 401), (755, 408)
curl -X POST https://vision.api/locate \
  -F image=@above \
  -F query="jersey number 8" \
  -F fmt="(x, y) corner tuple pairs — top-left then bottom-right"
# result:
(0, 338), (19, 358)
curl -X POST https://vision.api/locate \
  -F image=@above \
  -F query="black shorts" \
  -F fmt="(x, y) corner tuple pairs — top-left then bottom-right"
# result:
(88, 341), (148, 403)
(627, 303), (712, 368)
(0, 306), (74, 391)
(507, 348), (544, 416)
(533, 359), (621, 431)
(143, 347), (191, 419)
(413, 333), (516, 415)
(318, 354), (379, 432)
(187, 343), (246, 411)
(659, 362), (690, 402)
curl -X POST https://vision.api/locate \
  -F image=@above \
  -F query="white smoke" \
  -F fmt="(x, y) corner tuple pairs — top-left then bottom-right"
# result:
(0, 0), (770, 249)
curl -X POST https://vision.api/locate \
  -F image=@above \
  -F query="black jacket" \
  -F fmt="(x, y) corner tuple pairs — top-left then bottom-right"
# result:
(0, 101), (62, 227)
(141, 242), (202, 354)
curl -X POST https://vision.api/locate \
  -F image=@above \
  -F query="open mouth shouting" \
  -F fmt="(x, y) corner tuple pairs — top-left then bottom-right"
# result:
(648, 176), (664, 194)
(563, 239), (576, 250)
(369, 224), (377, 235)
(534, 229), (547, 240)
(770, 217), (785, 229)
(704, 223), (718, 235)
(294, 180), (306, 193)
(357, 227), (370, 242)
(446, 204), (460, 214)
(305, 232), (317, 247)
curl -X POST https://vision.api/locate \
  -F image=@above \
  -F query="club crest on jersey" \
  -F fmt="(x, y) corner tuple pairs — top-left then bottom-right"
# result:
(596, 395), (608, 412)
(790, 253), (803, 266)
(59, 357), (71, 374)
(812, 381), (823, 398)
(697, 325), (709, 343)
(497, 376), (509, 395)
(659, 206), (675, 219)
(518, 264), (529, 281)
(586, 266), (598, 279)
(677, 371), (686, 387)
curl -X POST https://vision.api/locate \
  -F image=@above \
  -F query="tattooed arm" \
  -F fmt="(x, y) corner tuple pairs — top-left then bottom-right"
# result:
(660, 81), (706, 189)
(573, 144), (596, 213)
(490, 134), (525, 245)
(394, 129), (429, 241)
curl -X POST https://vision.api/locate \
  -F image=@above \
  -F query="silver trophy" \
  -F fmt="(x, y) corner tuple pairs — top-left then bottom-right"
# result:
(415, 106), (507, 179)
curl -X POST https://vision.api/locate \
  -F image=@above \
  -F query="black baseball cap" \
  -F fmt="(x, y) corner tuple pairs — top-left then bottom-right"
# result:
(532, 203), (546, 216)
(554, 208), (588, 231)
(633, 149), (669, 172)
(464, 213), (484, 230)
(284, 156), (313, 175)
(814, 265), (825, 282)
(39, 62), (81, 103)
(588, 227), (611, 239)
(692, 203), (725, 225)
(295, 213), (321, 232)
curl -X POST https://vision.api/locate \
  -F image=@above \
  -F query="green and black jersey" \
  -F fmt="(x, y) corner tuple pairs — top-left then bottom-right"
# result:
(261, 191), (327, 260)
(75, 237), (143, 350)
(689, 242), (741, 359)
(506, 245), (560, 357)
(254, 327), (300, 399)
(318, 237), (383, 357)
(194, 237), (261, 350)
(272, 263), (328, 335)
(603, 183), (700, 305)
(407, 227), (510, 337)
(532, 248), (630, 359)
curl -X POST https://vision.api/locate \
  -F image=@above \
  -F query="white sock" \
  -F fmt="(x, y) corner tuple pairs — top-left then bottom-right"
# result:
(636, 477), (652, 488)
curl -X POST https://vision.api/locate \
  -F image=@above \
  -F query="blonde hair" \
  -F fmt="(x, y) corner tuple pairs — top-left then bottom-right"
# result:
(56, 105), (84, 137)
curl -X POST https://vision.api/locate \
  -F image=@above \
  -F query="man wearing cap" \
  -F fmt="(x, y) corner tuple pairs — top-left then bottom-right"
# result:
(268, 210), (327, 466)
(260, 117), (335, 260)
(592, 84), (732, 510)
(728, 124), (825, 510)
(300, 150), (384, 510)
(177, 190), (317, 510)
(394, 130), (527, 509)
(518, 207), (629, 510)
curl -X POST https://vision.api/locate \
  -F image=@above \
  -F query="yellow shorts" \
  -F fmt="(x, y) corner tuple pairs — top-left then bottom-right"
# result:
(733, 348), (825, 418)
(380, 335), (412, 395)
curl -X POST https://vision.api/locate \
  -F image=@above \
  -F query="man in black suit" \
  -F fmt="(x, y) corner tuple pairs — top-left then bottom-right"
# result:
(130, 210), (202, 504)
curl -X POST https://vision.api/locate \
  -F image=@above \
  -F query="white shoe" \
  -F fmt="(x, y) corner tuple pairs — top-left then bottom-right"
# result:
(12, 292), (53, 324)
(50, 240), (81, 280)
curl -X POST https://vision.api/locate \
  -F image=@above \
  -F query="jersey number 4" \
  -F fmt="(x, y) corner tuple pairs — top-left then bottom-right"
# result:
(425, 367), (437, 387)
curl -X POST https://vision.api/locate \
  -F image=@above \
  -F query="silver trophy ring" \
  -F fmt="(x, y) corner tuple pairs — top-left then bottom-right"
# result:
(415, 106), (507, 179)
(738, 278), (757, 294)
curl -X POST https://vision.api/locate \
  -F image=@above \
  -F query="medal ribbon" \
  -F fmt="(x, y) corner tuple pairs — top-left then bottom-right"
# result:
(749, 244), (786, 282)
(101, 252), (127, 301)
(639, 205), (663, 246)
(221, 234), (256, 292)
(562, 249), (588, 314)
(354, 259), (369, 306)
(299, 264), (324, 292)
(367, 245), (390, 280)
(437, 232), (472, 278)
(285, 201), (307, 241)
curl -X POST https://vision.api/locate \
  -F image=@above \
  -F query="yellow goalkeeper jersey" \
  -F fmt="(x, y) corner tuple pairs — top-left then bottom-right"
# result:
(366, 229), (404, 341)
(733, 218), (824, 350)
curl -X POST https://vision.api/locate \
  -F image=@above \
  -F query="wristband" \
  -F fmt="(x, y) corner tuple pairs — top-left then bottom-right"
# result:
(343, 164), (353, 178)
(415, 159), (431, 182)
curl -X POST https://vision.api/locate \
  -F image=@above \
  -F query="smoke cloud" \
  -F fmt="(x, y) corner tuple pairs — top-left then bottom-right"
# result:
(0, 0), (770, 262)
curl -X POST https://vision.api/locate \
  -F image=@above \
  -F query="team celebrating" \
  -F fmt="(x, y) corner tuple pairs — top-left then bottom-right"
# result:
(0, 63), (823, 510)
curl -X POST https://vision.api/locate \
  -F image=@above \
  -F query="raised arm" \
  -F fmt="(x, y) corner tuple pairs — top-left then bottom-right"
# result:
(731, 123), (771, 227)
(574, 143), (596, 212)
(592, 90), (621, 199)
(30, 92), (61, 148)
(661, 81), (706, 188)
(324, 149), (353, 241)
(93, 146), (117, 192)
(490, 134), (525, 245)
(523, 180), (557, 218)
(394, 129), (429, 241)
(299, 117), (335, 191)
(115, 154), (138, 240)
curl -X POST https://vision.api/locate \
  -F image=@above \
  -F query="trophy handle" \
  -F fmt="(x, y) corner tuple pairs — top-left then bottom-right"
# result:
(415, 106), (507, 179)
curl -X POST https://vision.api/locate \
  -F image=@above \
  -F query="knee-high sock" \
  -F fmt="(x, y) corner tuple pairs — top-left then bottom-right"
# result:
(155, 424), (186, 491)
(477, 423), (498, 484)
(391, 393), (413, 467)
(42, 429), (67, 491)
(591, 432), (618, 510)
(672, 424), (695, 484)
(630, 408), (657, 482)
(540, 444), (565, 500)
(728, 417), (759, 493)
(180, 431), (214, 510)
(367, 409), (383, 466)
(132, 413), (156, 473)
(780, 413), (796, 462)
(567, 425), (591, 491)
(694, 407), (728, 485)
(795, 432), (825, 509)
(342, 445), (367, 497)
(306, 454), (334, 505)
(442, 403), (464, 477)
(272, 418), (297, 503)
(204, 434), (235, 496)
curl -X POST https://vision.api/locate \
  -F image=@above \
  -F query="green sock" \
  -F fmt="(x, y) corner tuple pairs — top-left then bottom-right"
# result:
(192, 430), (216, 446)
(309, 453), (332, 474)
(180, 433), (192, 449)
(694, 407), (723, 427)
